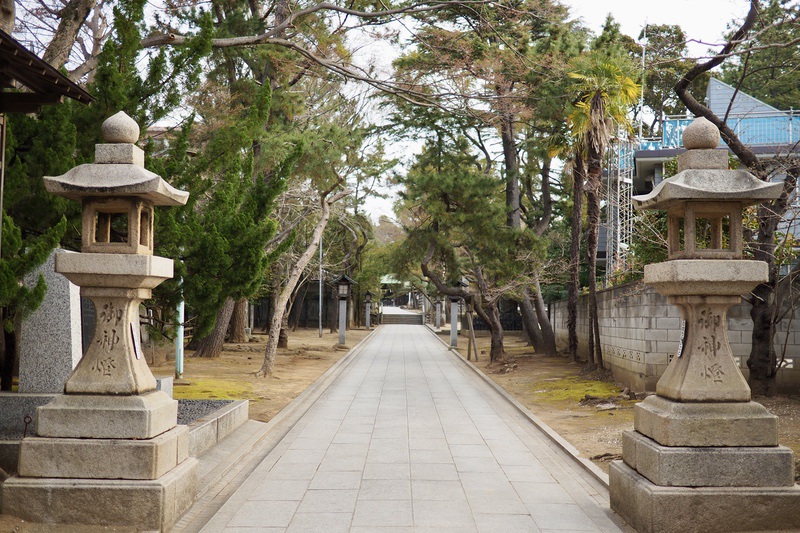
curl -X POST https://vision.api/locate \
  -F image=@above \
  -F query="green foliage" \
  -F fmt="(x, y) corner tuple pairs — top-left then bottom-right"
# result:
(591, 15), (640, 60)
(638, 24), (706, 136)
(5, 103), (82, 248)
(0, 215), (67, 331)
(567, 51), (640, 142)
(151, 83), (296, 339)
(393, 135), (541, 294)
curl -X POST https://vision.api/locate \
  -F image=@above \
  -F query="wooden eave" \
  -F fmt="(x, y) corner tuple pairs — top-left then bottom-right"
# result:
(0, 29), (94, 113)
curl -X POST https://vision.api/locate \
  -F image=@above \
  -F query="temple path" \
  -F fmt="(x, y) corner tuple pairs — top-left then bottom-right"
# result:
(182, 324), (630, 532)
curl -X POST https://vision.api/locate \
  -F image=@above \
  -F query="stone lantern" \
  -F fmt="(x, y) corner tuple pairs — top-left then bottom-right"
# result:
(609, 117), (800, 532)
(2, 112), (196, 531)
(334, 274), (355, 345)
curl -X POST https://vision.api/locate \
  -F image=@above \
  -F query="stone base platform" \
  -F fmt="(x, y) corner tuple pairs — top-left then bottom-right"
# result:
(634, 395), (778, 447)
(622, 430), (794, 487)
(2, 457), (198, 531)
(611, 461), (800, 533)
(18, 425), (189, 480)
(36, 391), (177, 439)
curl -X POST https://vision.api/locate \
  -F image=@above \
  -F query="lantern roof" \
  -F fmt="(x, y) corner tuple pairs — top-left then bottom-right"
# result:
(632, 169), (783, 211)
(333, 274), (357, 286)
(43, 112), (188, 206)
(633, 117), (782, 212)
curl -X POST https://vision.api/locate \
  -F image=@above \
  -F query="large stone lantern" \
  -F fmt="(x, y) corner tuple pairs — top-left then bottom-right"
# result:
(44, 111), (189, 396)
(2, 112), (196, 531)
(610, 117), (800, 532)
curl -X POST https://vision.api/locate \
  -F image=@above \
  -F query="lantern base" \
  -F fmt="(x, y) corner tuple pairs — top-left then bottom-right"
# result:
(610, 461), (800, 533)
(35, 390), (177, 440)
(644, 259), (767, 297)
(2, 456), (197, 532)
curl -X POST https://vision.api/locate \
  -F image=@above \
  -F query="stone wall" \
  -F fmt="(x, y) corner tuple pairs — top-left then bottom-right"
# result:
(551, 281), (800, 393)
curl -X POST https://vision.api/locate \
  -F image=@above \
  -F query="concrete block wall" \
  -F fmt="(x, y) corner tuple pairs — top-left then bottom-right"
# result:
(552, 281), (800, 393)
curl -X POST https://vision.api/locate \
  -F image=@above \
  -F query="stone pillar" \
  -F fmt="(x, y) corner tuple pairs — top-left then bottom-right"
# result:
(450, 298), (459, 347)
(435, 300), (441, 329)
(338, 298), (347, 345)
(18, 249), (82, 393)
(610, 118), (800, 532)
(366, 301), (371, 330)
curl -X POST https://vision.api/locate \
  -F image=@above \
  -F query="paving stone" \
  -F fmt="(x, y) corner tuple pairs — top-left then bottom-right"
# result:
(413, 499), (476, 528)
(475, 513), (541, 533)
(352, 499), (413, 527)
(286, 512), (352, 533)
(308, 471), (362, 490)
(296, 489), (358, 514)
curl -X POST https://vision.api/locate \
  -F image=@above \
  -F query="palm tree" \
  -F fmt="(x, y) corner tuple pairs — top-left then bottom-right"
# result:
(567, 52), (639, 370)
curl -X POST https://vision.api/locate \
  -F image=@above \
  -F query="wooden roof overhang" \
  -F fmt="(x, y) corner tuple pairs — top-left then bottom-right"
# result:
(0, 29), (94, 113)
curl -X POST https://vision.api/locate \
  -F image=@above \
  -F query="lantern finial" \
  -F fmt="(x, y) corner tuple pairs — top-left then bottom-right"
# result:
(101, 111), (140, 144)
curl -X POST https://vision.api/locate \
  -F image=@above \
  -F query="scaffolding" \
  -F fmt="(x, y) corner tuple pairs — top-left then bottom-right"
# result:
(603, 139), (635, 286)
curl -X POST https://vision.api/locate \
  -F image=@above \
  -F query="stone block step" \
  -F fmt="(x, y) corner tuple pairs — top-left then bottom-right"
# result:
(622, 430), (794, 487)
(611, 461), (800, 533)
(381, 314), (424, 325)
(18, 425), (189, 480)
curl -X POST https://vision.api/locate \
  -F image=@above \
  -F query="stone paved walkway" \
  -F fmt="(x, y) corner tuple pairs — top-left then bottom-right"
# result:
(198, 325), (629, 532)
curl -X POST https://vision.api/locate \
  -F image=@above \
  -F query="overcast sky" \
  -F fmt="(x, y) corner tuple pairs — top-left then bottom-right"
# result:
(563, 0), (751, 56)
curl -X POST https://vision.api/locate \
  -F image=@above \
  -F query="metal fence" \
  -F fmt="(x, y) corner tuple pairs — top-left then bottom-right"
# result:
(641, 110), (800, 150)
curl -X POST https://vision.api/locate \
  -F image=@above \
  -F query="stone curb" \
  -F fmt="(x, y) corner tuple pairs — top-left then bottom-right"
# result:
(423, 323), (610, 488)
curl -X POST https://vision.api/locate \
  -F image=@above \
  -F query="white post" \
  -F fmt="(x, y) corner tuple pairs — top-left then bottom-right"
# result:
(175, 289), (184, 380)
(318, 236), (323, 338)
(338, 298), (347, 345)
(450, 298), (459, 347)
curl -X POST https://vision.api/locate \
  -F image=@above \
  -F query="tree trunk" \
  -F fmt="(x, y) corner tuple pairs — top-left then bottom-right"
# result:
(278, 312), (289, 349)
(500, 112), (521, 229)
(329, 285), (338, 333)
(229, 298), (249, 343)
(192, 298), (236, 358)
(748, 281), (777, 396)
(585, 159), (603, 369)
(487, 303), (505, 363)
(42, 0), (97, 70)
(0, 309), (14, 391)
(471, 299), (505, 364)
(568, 157), (585, 362)
(258, 189), (348, 377)
(519, 297), (543, 351)
(288, 281), (308, 330)
(747, 201), (781, 395)
(531, 274), (557, 357)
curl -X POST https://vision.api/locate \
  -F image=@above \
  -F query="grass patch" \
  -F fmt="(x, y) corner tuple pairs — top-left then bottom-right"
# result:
(531, 376), (623, 403)
(172, 378), (253, 400)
